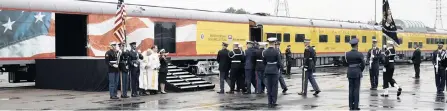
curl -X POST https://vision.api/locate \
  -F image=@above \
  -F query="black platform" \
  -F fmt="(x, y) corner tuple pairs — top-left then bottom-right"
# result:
(35, 57), (108, 91)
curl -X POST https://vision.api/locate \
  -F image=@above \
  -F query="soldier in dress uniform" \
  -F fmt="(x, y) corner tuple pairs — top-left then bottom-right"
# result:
(275, 42), (288, 94)
(128, 42), (143, 97)
(228, 42), (246, 94)
(255, 42), (267, 94)
(105, 42), (120, 99)
(433, 42), (445, 93)
(263, 38), (283, 108)
(381, 41), (402, 97)
(118, 43), (130, 98)
(285, 45), (292, 79)
(411, 44), (421, 79)
(217, 42), (231, 94)
(298, 39), (321, 96)
(367, 39), (381, 90)
(345, 38), (365, 110)
(244, 41), (257, 94)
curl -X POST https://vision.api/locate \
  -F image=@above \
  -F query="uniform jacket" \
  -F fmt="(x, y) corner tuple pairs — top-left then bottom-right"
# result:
(433, 49), (444, 66)
(244, 47), (257, 69)
(411, 48), (421, 64)
(129, 49), (144, 68)
(118, 50), (130, 72)
(285, 48), (292, 62)
(159, 56), (168, 73)
(105, 49), (119, 72)
(229, 48), (245, 69)
(367, 47), (381, 65)
(217, 48), (231, 72)
(255, 48), (265, 71)
(345, 49), (365, 79)
(262, 47), (283, 74)
(384, 47), (396, 66)
(304, 46), (316, 70)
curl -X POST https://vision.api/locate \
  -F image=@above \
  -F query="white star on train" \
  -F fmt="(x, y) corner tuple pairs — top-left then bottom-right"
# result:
(34, 12), (45, 23)
(2, 17), (15, 33)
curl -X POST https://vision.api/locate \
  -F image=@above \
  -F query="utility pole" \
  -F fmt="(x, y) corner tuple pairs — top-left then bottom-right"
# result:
(375, 0), (377, 24)
(274, 0), (290, 17)
(435, 0), (443, 29)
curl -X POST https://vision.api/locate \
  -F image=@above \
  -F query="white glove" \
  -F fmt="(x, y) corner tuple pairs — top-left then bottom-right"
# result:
(382, 68), (386, 72)
(435, 65), (439, 69)
(304, 68), (307, 71)
(113, 64), (118, 68)
(133, 64), (138, 67)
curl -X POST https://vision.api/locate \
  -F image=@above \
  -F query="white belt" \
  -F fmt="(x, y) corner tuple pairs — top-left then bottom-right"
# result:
(389, 60), (395, 62)
(256, 60), (263, 62)
(309, 58), (313, 60)
(232, 61), (241, 63)
(267, 62), (277, 64)
(110, 61), (117, 63)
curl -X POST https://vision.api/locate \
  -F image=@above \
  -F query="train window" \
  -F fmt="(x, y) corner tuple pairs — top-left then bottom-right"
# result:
(444, 39), (447, 44)
(413, 42), (418, 48)
(154, 22), (176, 53)
(319, 35), (328, 43)
(362, 36), (367, 43)
(267, 33), (277, 39)
(345, 35), (350, 43)
(276, 33), (282, 42)
(283, 33), (290, 42)
(419, 42), (423, 48)
(335, 35), (340, 43)
(427, 38), (430, 44)
(295, 34), (305, 42)
(408, 42), (412, 48)
(430, 38), (435, 44)
(351, 35), (357, 39)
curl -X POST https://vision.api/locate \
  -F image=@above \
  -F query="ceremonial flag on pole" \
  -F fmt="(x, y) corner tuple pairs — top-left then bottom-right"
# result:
(382, 0), (400, 46)
(114, 1), (126, 43)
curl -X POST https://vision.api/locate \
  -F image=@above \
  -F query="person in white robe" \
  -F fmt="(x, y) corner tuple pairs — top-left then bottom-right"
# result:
(139, 46), (161, 95)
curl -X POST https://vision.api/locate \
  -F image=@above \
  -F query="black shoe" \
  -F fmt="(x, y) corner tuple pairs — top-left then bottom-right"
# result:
(397, 88), (402, 96)
(370, 88), (377, 90)
(140, 92), (149, 96)
(298, 92), (307, 96)
(282, 88), (288, 93)
(313, 91), (320, 95)
(131, 94), (139, 97)
(243, 91), (251, 94)
(217, 91), (225, 94)
(413, 77), (420, 79)
(226, 91), (234, 94)
(110, 96), (119, 99)
(121, 95), (129, 98)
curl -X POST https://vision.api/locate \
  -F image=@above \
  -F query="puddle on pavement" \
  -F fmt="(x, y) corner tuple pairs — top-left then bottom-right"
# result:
(219, 103), (269, 110)
(0, 97), (20, 100)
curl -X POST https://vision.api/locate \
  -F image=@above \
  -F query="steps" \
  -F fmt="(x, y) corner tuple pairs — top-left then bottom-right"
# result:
(165, 65), (215, 92)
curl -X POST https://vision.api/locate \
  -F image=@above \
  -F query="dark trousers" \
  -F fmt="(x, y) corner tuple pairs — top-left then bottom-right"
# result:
(118, 71), (129, 96)
(436, 66), (446, 92)
(219, 71), (230, 92)
(108, 72), (119, 97)
(245, 69), (256, 92)
(302, 69), (320, 94)
(279, 73), (287, 89)
(414, 63), (420, 78)
(265, 74), (279, 105)
(256, 70), (265, 93)
(286, 61), (291, 75)
(349, 78), (361, 110)
(369, 63), (379, 88)
(383, 64), (396, 89)
(130, 68), (140, 95)
(230, 68), (245, 91)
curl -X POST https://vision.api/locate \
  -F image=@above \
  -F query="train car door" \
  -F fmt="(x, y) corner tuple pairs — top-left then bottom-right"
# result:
(249, 19), (263, 42)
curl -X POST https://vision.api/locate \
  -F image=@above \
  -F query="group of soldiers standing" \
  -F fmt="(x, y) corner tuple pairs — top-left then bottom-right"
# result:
(216, 38), (321, 107)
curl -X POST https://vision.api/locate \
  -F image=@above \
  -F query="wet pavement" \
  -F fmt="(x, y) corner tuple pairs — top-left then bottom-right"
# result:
(0, 62), (446, 110)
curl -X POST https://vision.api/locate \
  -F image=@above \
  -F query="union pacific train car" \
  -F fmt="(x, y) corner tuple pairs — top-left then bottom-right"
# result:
(0, 0), (446, 82)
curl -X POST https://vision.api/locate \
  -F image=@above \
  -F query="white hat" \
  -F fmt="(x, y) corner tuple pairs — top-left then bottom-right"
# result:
(233, 42), (239, 45)
(387, 40), (394, 45)
(267, 38), (277, 42)
(258, 42), (267, 46)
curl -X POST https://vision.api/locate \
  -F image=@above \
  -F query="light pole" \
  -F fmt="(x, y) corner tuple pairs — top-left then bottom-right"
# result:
(375, 0), (377, 24)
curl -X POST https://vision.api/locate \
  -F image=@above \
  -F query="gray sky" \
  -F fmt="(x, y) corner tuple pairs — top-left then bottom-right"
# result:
(112, 0), (444, 29)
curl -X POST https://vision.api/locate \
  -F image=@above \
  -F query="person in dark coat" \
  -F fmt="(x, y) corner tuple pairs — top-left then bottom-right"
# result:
(128, 42), (144, 97)
(158, 49), (169, 94)
(345, 38), (365, 110)
(105, 42), (120, 99)
(263, 38), (283, 108)
(228, 42), (246, 94)
(298, 39), (320, 96)
(285, 45), (292, 78)
(255, 42), (267, 94)
(367, 39), (381, 90)
(411, 44), (421, 79)
(217, 42), (231, 94)
(244, 41), (257, 94)
(275, 42), (288, 94)
(118, 43), (130, 98)
(381, 41), (402, 97)
(433, 42), (445, 94)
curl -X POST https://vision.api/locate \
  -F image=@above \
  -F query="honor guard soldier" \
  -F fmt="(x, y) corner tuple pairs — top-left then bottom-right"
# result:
(381, 41), (402, 97)
(274, 42), (288, 94)
(217, 42), (231, 94)
(244, 41), (257, 94)
(118, 43), (130, 98)
(367, 39), (381, 90)
(228, 42), (246, 94)
(411, 44), (421, 79)
(433, 42), (445, 93)
(105, 42), (120, 99)
(285, 45), (292, 78)
(298, 39), (321, 96)
(128, 42), (143, 97)
(345, 38), (365, 110)
(263, 38), (283, 108)
(255, 42), (267, 94)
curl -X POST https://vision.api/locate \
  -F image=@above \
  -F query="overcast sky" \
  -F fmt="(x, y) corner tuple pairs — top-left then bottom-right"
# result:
(107, 0), (445, 29)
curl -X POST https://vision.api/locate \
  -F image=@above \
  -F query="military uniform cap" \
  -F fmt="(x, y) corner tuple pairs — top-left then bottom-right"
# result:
(267, 38), (277, 42)
(439, 41), (444, 44)
(234, 42), (240, 45)
(129, 42), (137, 45)
(304, 39), (311, 43)
(222, 42), (229, 46)
(349, 38), (359, 45)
